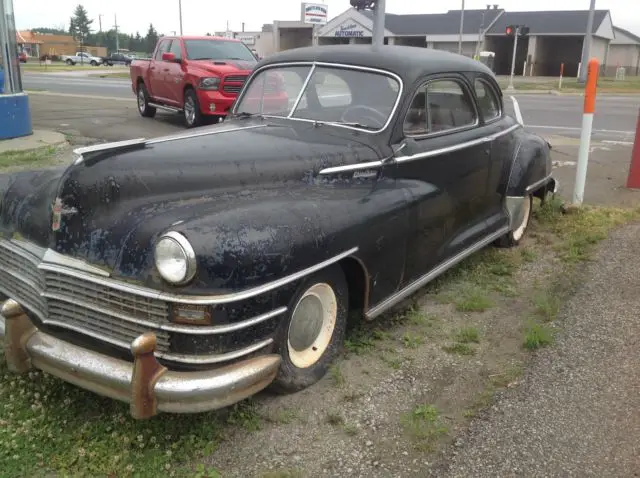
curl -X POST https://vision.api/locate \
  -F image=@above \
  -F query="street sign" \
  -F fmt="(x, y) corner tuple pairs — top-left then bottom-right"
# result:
(302, 3), (328, 25)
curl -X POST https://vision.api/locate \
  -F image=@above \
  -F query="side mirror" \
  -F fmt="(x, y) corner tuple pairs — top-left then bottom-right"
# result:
(162, 52), (177, 62)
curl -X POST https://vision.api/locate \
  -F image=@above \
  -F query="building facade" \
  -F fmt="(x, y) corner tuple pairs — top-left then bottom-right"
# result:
(240, 7), (639, 77)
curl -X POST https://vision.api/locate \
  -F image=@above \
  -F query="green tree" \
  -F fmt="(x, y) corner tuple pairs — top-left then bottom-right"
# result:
(145, 23), (159, 54)
(69, 4), (94, 39)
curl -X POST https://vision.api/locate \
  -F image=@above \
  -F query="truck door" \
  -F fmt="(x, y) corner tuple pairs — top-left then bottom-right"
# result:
(148, 39), (172, 101)
(164, 40), (186, 107)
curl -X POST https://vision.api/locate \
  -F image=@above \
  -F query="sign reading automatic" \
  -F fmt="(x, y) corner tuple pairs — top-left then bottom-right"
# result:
(334, 22), (366, 37)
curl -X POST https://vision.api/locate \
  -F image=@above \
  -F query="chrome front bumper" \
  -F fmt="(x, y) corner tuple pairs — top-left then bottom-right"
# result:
(0, 299), (281, 419)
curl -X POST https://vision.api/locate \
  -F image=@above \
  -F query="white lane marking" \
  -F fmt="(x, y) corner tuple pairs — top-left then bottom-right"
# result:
(602, 140), (634, 146)
(526, 124), (635, 135)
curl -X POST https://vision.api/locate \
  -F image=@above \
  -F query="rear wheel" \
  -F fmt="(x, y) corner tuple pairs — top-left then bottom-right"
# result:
(90, 60), (97, 66)
(271, 265), (349, 394)
(65, 59), (74, 66)
(136, 83), (156, 118)
(183, 88), (203, 128)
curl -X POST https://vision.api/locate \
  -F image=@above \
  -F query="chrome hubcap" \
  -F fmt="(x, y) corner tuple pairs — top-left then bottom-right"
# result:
(287, 283), (337, 369)
(513, 196), (531, 241)
(185, 97), (196, 125)
(137, 89), (146, 112)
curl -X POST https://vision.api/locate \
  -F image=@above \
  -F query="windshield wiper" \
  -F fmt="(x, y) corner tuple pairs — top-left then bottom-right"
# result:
(233, 111), (262, 119)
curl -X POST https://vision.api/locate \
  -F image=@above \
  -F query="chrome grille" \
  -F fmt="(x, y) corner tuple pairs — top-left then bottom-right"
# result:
(0, 239), (171, 354)
(0, 241), (46, 317)
(224, 75), (248, 83)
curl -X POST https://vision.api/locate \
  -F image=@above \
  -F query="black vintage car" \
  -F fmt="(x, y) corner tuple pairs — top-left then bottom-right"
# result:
(0, 45), (556, 419)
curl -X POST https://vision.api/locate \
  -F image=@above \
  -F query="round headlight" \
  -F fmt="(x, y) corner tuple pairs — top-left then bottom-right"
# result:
(154, 231), (197, 285)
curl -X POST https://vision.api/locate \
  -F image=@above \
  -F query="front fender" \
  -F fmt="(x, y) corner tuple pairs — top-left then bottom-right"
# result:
(506, 132), (553, 197)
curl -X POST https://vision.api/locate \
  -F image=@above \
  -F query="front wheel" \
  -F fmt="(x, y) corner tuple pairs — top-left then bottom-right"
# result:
(271, 265), (349, 394)
(183, 88), (203, 128)
(65, 59), (74, 66)
(496, 194), (533, 248)
(90, 60), (97, 66)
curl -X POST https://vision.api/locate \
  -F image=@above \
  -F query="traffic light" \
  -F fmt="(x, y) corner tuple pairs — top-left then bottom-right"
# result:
(350, 0), (376, 10)
(519, 26), (530, 37)
(506, 25), (530, 37)
(505, 25), (516, 36)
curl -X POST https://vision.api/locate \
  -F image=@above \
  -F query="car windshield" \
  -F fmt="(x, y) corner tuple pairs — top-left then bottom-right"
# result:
(234, 65), (401, 131)
(184, 39), (256, 62)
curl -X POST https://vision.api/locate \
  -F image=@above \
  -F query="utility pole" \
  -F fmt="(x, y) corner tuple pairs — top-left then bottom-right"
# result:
(578, 0), (596, 83)
(458, 0), (465, 55)
(98, 14), (103, 32)
(372, 0), (386, 47)
(114, 14), (119, 52)
(179, 0), (183, 35)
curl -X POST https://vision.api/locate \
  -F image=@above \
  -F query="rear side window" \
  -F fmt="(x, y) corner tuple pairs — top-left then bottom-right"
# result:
(404, 79), (477, 136)
(474, 79), (501, 122)
(154, 40), (171, 60)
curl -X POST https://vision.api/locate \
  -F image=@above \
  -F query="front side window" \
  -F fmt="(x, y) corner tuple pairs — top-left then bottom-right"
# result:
(184, 40), (256, 62)
(235, 65), (401, 132)
(404, 79), (477, 136)
(169, 40), (182, 60)
(474, 78), (501, 122)
(155, 40), (171, 60)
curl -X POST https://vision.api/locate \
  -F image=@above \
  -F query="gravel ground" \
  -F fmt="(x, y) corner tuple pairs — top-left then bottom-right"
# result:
(434, 222), (640, 477)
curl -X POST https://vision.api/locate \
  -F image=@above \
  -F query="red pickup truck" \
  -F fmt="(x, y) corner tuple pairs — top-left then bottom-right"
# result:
(130, 35), (259, 127)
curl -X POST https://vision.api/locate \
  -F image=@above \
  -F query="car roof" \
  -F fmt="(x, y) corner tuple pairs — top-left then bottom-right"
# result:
(258, 45), (495, 84)
(162, 35), (242, 43)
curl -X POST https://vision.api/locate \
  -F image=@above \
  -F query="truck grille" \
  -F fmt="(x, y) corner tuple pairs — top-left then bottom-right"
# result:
(0, 239), (171, 354)
(224, 75), (248, 83)
(222, 75), (248, 95)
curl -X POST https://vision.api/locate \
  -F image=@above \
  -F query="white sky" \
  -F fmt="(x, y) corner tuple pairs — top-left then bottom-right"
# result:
(14, 0), (640, 37)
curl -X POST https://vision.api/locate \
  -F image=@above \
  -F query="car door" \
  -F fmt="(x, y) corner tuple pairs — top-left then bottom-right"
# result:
(149, 39), (172, 101)
(389, 75), (494, 285)
(164, 39), (186, 107)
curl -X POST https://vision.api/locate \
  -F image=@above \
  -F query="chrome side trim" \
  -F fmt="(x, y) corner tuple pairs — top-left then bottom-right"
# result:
(525, 174), (554, 194)
(37, 246), (359, 305)
(161, 306), (288, 334)
(232, 60), (404, 135)
(73, 138), (148, 156)
(505, 139), (524, 193)
(319, 160), (384, 175)
(394, 123), (521, 164)
(42, 249), (110, 277)
(146, 124), (268, 145)
(365, 227), (510, 319)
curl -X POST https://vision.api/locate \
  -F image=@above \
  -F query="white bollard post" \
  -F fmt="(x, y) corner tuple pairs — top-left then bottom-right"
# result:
(573, 58), (600, 205)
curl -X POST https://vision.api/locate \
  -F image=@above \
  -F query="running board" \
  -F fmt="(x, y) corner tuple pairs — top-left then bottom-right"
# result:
(365, 226), (510, 320)
(149, 103), (182, 113)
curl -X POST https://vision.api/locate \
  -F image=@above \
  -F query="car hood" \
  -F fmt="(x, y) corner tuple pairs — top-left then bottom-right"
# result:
(0, 119), (380, 287)
(188, 59), (256, 75)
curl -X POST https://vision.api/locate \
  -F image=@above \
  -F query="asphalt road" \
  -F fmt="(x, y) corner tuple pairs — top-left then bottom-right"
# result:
(23, 72), (639, 142)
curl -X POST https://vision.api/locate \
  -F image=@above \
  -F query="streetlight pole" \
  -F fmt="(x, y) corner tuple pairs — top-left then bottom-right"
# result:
(578, 0), (596, 83)
(179, 0), (184, 35)
(372, 0), (386, 47)
(458, 0), (465, 55)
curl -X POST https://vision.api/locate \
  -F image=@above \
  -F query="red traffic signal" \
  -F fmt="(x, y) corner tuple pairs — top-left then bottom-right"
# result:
(506, 25), (515, 36)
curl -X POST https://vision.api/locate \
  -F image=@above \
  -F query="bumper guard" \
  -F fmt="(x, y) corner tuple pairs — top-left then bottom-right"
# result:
(0, 299), (281, 419)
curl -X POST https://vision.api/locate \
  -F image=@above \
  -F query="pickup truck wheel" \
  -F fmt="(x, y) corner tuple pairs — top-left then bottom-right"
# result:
(137, 84), (156, 118)
(495, 194), (533, 248)
(65, 59), (74, 66)
(183, 89), (203, 128)
(90, 60), (97, 66)
(271, 265), (348, 394)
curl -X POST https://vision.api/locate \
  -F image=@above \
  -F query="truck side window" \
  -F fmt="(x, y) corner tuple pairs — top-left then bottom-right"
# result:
(155, 40), (170, 60)
(169, 40), (182, 60)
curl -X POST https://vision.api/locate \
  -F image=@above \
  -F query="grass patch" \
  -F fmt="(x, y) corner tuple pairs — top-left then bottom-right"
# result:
(0, 145), (65, 170)
(454, 286), (494, 312)
(402, 332), (424, 349)
(497, 76), (640, 93)
(262, 408), (300, 425)
(455, 327), (480, 344)
(193, 464), (223, 477)
(226, 399), (262, 431)
(532, 290), (561, 322)
(342, 422), (359, 436)
(523, 323), (555, 350)
(325, 411), (344, 426)
(442, 343), (476, 356)
(329, 364), (345, 387)
(401, 404), (448, 452)
(381, 353), (403, 370)
(90, 72), (131, 79)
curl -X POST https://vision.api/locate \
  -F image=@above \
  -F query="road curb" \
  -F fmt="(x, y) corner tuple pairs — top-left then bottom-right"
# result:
(26, 90), (135, 102)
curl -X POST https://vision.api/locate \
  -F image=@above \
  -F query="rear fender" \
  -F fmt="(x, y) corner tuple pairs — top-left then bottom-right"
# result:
(506, 132), (553, 198)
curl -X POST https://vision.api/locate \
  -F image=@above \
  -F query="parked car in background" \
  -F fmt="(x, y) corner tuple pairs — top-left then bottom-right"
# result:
(60, 52), (103, 66)
(18, 51), (28, 63)
(0, 45), (557, 419)
(130, 35), (261, 127)
(102, 53), (133, 66)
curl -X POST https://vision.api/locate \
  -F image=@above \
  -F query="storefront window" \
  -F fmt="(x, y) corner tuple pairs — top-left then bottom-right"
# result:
(0, 0), (23, 94)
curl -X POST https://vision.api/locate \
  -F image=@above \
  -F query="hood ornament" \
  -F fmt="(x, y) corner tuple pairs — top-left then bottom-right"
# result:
(51, 197), (78, 232)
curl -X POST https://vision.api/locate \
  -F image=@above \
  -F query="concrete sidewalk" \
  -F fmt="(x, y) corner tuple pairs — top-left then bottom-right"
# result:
(0, 129), (67, 154)
(436, 221), (640, 477)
